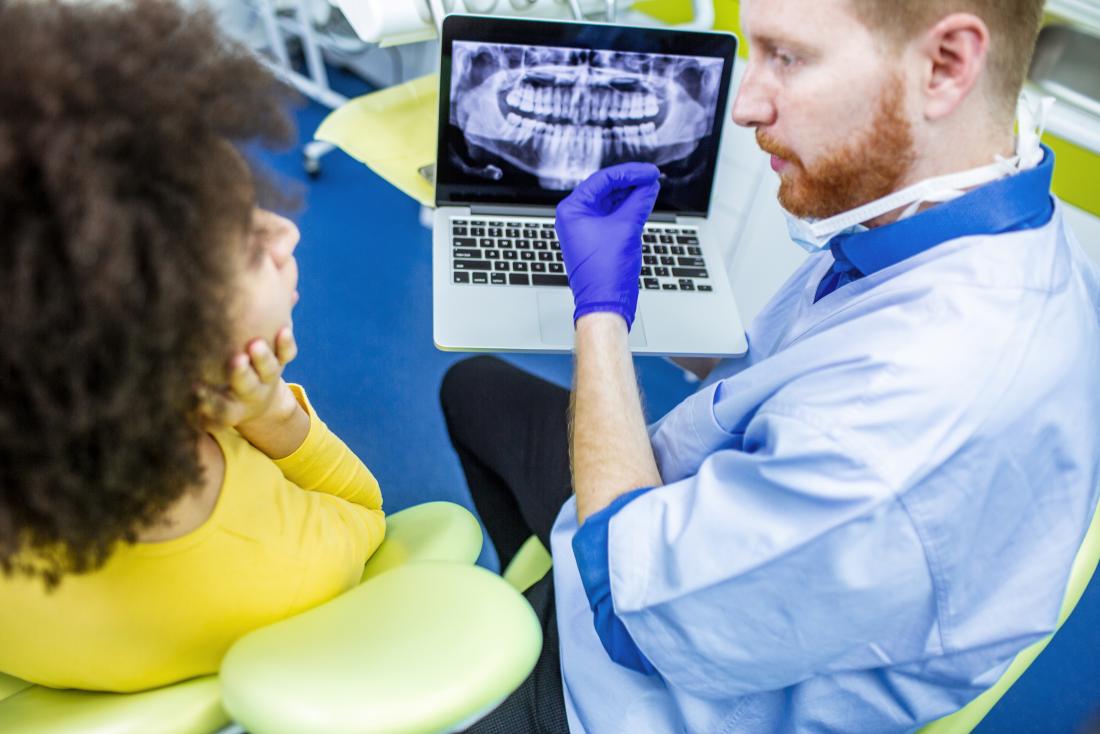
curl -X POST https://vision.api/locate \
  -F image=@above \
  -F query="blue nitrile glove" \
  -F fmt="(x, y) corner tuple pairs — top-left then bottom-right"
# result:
(555, 162), (661, 329)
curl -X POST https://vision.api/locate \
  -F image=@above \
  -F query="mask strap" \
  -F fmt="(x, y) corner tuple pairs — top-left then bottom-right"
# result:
(808, 161), (1015, 237)
(1015, 90), (1055, 170)
(897, 186), (968, 221)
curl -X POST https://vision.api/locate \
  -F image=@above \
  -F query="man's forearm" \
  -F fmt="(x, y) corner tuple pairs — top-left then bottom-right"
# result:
(571, 313), (663, 523)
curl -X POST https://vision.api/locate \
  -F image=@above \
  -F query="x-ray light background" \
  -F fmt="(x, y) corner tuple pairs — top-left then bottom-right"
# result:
(446, 41), (725, 204)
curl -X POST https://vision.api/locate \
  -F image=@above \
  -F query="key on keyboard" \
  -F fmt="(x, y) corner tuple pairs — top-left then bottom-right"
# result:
(451, 218), (713, 293)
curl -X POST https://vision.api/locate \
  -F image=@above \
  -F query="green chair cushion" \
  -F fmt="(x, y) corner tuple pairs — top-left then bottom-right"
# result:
(0, 676), (227, 734)
(221, 562), (542, 734)
(502, 535), (552, 593)
(361, 502), (483, 583)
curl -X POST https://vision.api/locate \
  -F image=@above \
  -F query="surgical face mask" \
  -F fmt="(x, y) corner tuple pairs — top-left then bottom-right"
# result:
(785, 219), (868, 254)
(782, 91), (1055, 253)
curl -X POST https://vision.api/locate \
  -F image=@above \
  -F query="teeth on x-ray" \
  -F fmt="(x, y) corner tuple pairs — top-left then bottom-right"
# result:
(502, 71), (660, 126)
(451, 43), (723, 189)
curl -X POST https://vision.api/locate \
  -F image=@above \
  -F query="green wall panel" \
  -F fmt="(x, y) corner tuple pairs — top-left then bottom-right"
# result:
(1045, 134), (1100, 216)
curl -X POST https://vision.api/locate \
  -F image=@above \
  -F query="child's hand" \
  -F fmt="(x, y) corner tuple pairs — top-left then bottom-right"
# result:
(197, 326), (298, 431)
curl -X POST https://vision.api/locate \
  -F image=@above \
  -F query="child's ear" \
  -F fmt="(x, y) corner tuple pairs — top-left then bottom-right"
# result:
(191, 383), (231, 432)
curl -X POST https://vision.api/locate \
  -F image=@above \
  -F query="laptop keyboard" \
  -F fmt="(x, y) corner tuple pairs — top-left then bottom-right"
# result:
(450, 218), (713, 293)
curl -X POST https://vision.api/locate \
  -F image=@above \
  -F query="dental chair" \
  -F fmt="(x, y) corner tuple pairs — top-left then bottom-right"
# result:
(501, 494), (1100, 734)
(916, 492), (1100, 733)
(0, 501), (543, 734)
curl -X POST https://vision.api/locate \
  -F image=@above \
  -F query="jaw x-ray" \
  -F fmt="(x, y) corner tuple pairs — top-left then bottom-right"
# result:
(447, 41), (725, 194)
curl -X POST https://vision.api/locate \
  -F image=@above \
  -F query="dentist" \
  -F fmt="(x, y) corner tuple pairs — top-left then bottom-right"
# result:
(442, 0), (1100, 731)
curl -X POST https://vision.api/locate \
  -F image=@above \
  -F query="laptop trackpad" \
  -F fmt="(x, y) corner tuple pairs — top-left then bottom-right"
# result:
(536, 290), (648, 348)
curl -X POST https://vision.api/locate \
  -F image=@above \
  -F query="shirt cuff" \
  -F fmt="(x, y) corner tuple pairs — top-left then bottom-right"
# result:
(572, 487), (657, 675)
(271, 384), (323, 471)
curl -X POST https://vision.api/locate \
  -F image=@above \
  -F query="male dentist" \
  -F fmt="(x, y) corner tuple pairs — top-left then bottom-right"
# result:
(442, 0), (1100, 731)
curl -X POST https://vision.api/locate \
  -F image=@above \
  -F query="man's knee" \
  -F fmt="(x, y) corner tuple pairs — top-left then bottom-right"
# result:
(440, 355), (505, 418)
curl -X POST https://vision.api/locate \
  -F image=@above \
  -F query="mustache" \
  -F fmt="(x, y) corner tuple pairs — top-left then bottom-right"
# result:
(755, 129), (804, 169)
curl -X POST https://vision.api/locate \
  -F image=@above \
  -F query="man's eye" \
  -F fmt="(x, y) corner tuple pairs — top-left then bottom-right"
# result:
(768, 48), (798, 69)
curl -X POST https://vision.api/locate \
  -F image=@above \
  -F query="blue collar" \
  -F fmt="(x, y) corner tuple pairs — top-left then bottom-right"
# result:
(828, 144), (1056, 279)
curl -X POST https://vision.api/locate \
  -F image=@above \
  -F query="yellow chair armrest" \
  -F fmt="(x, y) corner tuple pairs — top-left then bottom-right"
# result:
(314, 75), (438, 208)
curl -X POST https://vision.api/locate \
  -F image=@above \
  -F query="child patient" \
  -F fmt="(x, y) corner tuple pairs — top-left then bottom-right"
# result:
(0, 0), (385, 691)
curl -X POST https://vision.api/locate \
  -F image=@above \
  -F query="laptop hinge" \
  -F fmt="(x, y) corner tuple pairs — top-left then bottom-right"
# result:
(470, 204), (557, 217)
(648, 211), (676, 222)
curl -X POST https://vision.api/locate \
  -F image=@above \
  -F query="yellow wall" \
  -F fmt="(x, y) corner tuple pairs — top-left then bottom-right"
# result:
(713, 0), (744, 55)
(631, 0), (694, 25)
(633, 0), (744, 54)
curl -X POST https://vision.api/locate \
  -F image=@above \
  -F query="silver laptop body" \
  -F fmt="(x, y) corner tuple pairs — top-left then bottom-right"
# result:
(432, 14), (747, 357)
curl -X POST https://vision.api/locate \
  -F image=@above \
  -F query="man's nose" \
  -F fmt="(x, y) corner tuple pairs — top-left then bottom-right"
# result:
(730, 66), (776, 129)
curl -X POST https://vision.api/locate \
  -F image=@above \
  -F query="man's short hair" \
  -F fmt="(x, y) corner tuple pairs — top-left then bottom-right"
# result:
(849, 0), (1045, 117)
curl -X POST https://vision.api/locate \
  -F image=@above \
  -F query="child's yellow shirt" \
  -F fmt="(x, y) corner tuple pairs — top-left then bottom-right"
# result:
(0, 385), (385, 692)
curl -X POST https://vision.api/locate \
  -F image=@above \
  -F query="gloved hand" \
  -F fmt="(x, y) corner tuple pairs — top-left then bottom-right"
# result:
(555, 162), (661, 329)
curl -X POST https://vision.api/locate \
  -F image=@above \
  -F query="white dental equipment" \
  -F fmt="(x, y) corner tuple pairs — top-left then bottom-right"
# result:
(331, 0), (717, 47)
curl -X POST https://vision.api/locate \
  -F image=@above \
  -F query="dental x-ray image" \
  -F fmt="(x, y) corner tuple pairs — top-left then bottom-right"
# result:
(446, 40), (725, 199)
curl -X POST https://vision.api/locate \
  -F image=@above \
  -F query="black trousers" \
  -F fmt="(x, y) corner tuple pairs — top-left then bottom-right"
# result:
(440, 356), (573, 734)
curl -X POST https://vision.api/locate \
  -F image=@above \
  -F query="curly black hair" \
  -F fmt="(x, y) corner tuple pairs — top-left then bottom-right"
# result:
(0, 0), (297, 587)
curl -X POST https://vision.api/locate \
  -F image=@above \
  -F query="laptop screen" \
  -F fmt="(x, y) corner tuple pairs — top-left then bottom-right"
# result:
(436, 15), (737, 217)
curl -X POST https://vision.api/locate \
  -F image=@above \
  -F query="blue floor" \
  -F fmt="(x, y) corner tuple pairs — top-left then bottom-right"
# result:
(265, 86), (697, 568)
(262, 83), (1100, 734)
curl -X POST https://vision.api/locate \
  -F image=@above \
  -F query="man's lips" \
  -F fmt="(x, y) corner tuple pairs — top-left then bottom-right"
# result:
(756, 130), (799, 174)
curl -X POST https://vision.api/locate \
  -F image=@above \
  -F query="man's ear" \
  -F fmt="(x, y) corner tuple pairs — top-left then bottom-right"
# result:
(917, 13), (990, 121)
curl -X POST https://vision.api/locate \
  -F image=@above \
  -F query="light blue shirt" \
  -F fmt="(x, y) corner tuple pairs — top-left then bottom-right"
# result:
(551, 156), (1100, 732)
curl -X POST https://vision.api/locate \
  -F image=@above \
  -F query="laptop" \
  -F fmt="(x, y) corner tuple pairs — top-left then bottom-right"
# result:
(432, 14), (747, 357)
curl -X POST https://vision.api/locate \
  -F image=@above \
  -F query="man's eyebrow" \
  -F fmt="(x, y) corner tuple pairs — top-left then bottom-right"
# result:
(748, 31), (817, 56)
